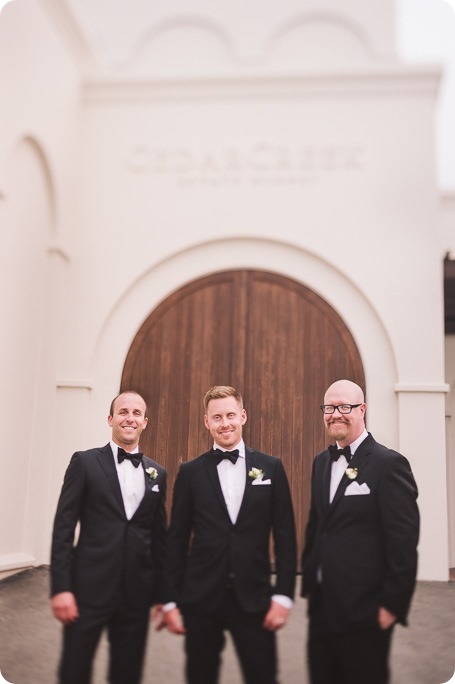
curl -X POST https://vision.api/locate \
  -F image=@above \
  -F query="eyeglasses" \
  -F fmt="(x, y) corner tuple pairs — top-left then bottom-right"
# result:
(320, 404), (362, 414)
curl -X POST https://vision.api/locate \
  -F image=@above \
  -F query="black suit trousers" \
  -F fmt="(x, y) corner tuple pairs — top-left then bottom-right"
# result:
(308, 589), (393, 684)
(183, 589), (277, 684)
(58, 596), (150, 684)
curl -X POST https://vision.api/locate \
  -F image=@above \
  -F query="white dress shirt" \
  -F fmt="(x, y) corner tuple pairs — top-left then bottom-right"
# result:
(214, 439), (246, 524)
(110, 441), (145, 520)
(329, 428), (368, 502)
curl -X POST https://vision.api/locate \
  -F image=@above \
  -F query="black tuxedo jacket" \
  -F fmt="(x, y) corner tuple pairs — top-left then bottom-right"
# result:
(164, 447), (296, 615)
(301, 433), (419, 632)
(51, 444), (167, 609)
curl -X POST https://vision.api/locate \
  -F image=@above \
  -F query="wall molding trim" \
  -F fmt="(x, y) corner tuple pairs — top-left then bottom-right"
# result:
(394, 383), (450, 394)
(83, 65), (441, 104)
(56, 380), (93, 390)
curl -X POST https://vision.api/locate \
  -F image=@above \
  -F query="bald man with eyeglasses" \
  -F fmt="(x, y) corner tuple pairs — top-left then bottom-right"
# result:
(301, 379), (420, 684)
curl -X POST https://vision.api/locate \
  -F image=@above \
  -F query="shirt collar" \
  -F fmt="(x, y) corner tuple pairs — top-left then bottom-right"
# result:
(337, 429), (368, 456)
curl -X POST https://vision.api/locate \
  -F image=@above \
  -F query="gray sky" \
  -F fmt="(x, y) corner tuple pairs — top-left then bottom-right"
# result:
(397, 0), (455, 192)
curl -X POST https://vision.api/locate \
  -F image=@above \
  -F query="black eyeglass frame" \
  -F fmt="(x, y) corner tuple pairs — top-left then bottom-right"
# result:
(320, 403), (362, 414)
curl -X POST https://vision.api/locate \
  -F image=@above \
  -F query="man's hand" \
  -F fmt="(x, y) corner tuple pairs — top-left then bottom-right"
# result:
(164, 607), (186, 635)
(263, 600), (291, 631)
(51, 592), (79, 624)
(378, 606), (397, 630)
(151, 604), (166, 630)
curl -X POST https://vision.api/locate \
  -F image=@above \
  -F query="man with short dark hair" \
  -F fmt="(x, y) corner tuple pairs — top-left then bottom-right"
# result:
(301, 379), (420, 684)
(163, 385), (296, 684)
(50, 391), (167, 684)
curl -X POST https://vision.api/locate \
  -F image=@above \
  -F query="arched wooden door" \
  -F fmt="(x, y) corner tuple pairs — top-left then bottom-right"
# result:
(121, 270), (365, 563)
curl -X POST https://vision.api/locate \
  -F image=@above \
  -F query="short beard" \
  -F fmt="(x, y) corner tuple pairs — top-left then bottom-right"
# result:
(327, 422), (349, 443)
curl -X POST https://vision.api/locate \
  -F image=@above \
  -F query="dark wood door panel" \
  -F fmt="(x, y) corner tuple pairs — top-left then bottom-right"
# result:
(120, 269), (365, 566)
(241, 270), (365, 552)
(122, 272), (245, 484)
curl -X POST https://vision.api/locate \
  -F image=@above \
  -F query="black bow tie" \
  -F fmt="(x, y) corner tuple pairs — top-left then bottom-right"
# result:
(117, 447), (143, 468)
(213, 448), (240, 465)
(328, 444), (352, 463)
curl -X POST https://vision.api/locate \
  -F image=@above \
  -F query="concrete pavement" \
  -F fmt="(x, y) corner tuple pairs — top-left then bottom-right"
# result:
(0, 567), (454, 684)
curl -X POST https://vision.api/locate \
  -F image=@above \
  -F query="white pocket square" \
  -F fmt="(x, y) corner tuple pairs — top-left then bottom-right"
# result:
(345, 482), (370, 496)
(151, 484), (160, 492)
(252, 478), (271, 486)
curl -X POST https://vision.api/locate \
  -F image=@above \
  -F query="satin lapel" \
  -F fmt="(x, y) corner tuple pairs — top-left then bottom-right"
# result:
(132, 458), (152, 518)
(204, 451), (231, 520)
(96, 445), (125, 514)
(329, 468), (350, 511)
(346, 435), (374, 484)
(321, 452), (332, 513)
(142, 458), (155, 493)
(235, 447), (255, 522)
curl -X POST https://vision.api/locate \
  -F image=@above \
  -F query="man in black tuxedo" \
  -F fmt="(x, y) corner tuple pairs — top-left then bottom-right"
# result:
(50, 391), (167, 684)
(301, 379), (420, 684)
(163, 385), (296, 684)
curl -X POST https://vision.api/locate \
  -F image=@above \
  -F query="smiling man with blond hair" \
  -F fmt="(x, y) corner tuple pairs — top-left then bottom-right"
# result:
(164, 385), (296, 684)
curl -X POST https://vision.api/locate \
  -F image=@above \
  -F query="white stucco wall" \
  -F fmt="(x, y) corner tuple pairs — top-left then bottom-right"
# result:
(0, 0), (451, 580)
(0, 0), (81, 570)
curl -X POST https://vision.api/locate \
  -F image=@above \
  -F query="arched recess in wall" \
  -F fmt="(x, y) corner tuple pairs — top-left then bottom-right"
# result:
(0, 135), (55, 561)
(120, 269), (365, 563)
(264, 13), (374, 70)
(89, 237), (398, 558)
(128, 16), (234, 74)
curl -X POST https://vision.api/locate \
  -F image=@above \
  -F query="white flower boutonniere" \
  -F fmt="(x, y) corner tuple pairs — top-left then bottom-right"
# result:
(248, 467), (264, 481)
(345, 467), (358, 480)
(145, 467), (158, 480)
